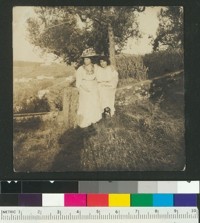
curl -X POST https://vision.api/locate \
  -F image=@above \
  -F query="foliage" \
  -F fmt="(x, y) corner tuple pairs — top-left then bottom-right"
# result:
(80, 6), (143, 55)
(13, 81), (67, 113)
(143, 49), (183, 78)
(14, 96), (50, 114)
(27, 6), (145, 64)
(27, 7), (80, 64)
(116, 54), (148, 80)
(152, 6), (183, 51)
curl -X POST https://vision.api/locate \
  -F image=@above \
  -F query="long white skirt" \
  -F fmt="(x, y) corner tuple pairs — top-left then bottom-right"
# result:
(77, 81), (102, 128)
(98, 86), (116, 116)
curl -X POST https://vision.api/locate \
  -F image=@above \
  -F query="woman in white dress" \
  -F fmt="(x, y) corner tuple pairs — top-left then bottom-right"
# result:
(96, 56), (119, 116)
(75, 48), (102, 128)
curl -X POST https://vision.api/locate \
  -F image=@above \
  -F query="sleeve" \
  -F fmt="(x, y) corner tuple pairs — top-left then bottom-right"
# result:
(75, 67), (82, 88)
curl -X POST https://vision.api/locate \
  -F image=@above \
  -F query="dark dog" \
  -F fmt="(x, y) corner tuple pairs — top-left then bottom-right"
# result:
(102, 107), (111, 119)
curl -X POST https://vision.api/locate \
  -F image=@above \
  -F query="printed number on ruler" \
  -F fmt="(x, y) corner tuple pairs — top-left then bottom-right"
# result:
(0, 207), (198, 223)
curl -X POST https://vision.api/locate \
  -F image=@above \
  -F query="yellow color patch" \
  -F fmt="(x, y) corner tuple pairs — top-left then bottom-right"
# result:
(109, 194), (130, 207)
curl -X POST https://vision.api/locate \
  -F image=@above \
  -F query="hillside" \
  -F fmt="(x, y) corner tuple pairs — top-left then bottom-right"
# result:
(13, 71), (185, 172)
(14, 61), (42, 67)
(13, 60), (75, 79)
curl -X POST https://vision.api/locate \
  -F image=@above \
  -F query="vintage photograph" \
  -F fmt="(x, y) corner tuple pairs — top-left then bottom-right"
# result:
(13, 6), (185, 172)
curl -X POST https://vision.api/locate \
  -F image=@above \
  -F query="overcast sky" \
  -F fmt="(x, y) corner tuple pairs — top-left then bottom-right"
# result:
(13, 6), (161, 62)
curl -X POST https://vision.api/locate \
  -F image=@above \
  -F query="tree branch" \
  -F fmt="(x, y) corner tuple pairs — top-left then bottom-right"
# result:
(43, 21), (70, 33)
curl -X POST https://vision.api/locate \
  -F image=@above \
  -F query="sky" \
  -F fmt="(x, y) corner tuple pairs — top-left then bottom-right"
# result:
(13, 6), (161, 62)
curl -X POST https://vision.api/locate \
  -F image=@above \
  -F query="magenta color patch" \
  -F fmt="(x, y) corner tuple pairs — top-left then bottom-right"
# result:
(64, 193), (86, 206)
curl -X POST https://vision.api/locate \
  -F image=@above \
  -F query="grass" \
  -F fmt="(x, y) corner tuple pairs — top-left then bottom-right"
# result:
(13, 118), (62, 172)
(13, 73), (185, 172)
(13, 59), (185, 172)
(81, 98), (184, 171)
(13, 117), (85, 172)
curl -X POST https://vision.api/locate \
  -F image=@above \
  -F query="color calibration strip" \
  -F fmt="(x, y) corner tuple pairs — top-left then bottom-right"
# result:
(1, 181), (199, 193)
(0, 194), (197, 207)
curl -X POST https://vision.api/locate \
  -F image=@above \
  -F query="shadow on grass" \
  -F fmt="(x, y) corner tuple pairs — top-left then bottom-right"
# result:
(49, 125), (97, 171)
(81, 80), (185, 171)
(13, 117), (42, 132)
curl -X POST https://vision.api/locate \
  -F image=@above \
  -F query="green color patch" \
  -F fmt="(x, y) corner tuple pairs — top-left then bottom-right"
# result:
(131, 194), (153, 206)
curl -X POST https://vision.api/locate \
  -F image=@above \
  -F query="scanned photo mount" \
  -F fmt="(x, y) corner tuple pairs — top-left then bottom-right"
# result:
(1, 0), (200, 180)
(12, 6), (185, 173)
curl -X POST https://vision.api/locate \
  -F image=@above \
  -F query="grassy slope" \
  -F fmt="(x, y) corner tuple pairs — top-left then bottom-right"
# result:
(81, 73), (184, 171)
(13, 72), (185, 172)
(13, 61), (75, 79)
(13, 61), (76, 112)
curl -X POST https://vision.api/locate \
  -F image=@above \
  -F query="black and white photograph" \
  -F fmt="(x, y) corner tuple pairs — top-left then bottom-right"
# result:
(13, 6), (185, 172)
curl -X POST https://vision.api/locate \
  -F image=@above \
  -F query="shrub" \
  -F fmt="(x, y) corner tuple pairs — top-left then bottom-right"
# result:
(143, 49), (183, 78)
(14, 96), (50, 113)
(116, 54), (148, 80)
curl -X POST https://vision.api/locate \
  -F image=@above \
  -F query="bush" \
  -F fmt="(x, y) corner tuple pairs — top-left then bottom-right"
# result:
(116, 54), (148, 80)
(143, 49), (183, 78)
(14, 96), (50, 113)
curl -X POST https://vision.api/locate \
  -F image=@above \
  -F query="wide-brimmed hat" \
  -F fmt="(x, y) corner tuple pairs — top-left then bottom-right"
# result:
(80, 48), (99, 58)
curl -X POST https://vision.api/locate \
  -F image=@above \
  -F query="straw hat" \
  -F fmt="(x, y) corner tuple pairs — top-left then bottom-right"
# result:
(80, 48), (99, 58)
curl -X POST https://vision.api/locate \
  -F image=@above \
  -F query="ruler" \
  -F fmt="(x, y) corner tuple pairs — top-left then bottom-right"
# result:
(0, 207), (198, 222)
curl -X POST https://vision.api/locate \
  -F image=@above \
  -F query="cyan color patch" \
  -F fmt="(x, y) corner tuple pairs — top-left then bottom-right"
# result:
(153, 194), (173, 206)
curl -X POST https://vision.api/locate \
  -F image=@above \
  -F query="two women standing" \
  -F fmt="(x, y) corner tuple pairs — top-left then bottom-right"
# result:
(76, 48), (118, 128)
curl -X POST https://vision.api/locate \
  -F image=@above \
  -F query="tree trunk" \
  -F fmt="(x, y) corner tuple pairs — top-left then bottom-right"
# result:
(108, 23), (116, 68)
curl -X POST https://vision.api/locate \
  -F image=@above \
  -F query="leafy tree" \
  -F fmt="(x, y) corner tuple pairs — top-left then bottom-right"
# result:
(27, 6), (145, 66)
(27, 7), (86, 64)
(152, 6), (183, 51)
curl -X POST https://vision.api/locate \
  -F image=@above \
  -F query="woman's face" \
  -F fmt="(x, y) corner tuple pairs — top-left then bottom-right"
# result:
(84, 58), (92, 66)
(100, 60), (108, 68)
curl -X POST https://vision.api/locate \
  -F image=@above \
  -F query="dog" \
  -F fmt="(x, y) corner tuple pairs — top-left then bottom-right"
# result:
(102, 107), (111, 119)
